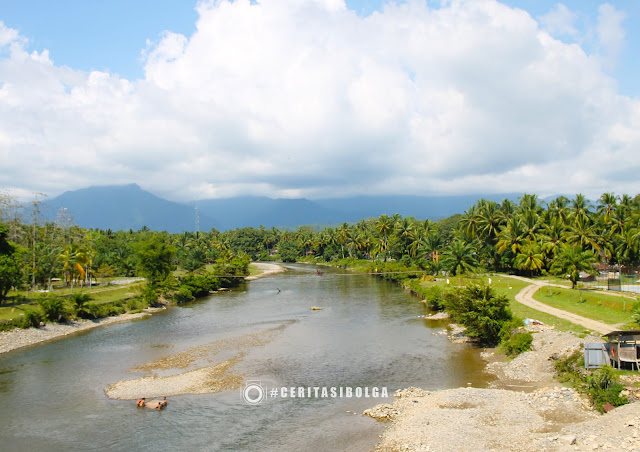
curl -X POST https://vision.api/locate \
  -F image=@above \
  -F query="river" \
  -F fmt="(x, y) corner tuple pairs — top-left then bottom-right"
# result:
(0, 264), (493, 451)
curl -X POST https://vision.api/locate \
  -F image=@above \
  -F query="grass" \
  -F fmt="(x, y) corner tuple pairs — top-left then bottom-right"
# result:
(247, 264), (261, 276)
(533, 286), (636, 326)
(0, 282), (144, 322)
(415, 274), (594, 334)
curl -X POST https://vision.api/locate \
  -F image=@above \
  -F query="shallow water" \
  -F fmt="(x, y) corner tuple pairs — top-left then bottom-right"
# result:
(0, 264), (493, 451)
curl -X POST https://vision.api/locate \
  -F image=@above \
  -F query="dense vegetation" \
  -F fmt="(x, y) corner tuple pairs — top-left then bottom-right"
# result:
(1, 191), (638, 332)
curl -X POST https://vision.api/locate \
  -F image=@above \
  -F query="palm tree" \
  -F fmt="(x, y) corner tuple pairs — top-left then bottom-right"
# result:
(597, 192), (619, 223)
(375, 215), (393, 261)
(569, 193), (593, 225)
(564, 215), (601, 253)
(477, 200), (505, 244)
(514, 241), (544, 275)
(441, 239), (479, 276)
(459, 205), (480, 240)
(550, 244), (598, 289)
(496, 217), (526, 255)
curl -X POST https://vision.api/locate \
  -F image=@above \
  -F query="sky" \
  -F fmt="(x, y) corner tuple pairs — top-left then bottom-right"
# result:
(1, 0), (639, 202)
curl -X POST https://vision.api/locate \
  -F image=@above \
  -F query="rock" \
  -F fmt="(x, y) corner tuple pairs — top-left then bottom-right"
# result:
(602, 403), (615, 413)
(560, 435), (577, 445)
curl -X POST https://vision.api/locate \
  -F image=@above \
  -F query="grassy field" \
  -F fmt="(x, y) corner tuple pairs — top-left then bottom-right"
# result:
(416, 274), (596, 334)
(532, 286), (637, 326)
(0, 282), (144, 322)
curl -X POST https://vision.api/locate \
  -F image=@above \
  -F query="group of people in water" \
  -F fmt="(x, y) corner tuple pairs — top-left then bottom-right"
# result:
(136, 396), (167, 411)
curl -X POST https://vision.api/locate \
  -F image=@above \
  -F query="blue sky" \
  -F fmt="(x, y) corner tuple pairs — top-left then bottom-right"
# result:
(1, 1), (640, 201)
(1, 0), (637, 95)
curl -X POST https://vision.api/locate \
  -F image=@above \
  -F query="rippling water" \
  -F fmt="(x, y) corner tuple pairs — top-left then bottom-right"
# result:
(0, 264), (493, 451)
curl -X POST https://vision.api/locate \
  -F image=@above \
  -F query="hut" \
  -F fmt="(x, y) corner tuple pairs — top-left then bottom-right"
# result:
(603, 330), (640, 371)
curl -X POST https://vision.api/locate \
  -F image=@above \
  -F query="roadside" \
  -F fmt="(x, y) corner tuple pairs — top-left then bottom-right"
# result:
(502, 274), (621, 335)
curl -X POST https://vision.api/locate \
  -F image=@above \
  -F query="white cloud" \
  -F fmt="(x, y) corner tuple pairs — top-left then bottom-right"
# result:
(596, 3), (625, 70)
(0, 0), (639, 202)
(539, 3), (578, 38)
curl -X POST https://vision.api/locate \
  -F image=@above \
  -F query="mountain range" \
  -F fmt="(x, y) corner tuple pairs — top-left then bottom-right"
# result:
(41, 184), (521, 233)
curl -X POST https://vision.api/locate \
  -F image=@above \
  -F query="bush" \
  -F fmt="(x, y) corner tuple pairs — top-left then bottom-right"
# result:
(71, 293), (93, 317)
(423, 286), (444, 311)
(179, 272), (220, 298)
(37, 296), (68, 322)
(442, 284), (512, 345)
(588, 367), (628, 413)
(21, 309), (42, 328)
(554, 351), (628, 413)
(501, 332), (533, 357)
(173, 287), (194, 303)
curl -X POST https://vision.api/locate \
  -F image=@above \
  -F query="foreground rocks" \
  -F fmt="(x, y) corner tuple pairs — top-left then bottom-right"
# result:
(367, 325), (640, 451)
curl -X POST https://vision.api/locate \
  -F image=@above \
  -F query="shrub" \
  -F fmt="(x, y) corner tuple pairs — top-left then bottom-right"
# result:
(442, 284), (512, 345)
(71, 293), (93, 317)
(501, 332), (533, 357)
(37, 296), (68, 322)
(173, 287), (194, 304)
(588, 367), (628, 413)
(553, 351), (628, 413)
(423, 286), (444, 311)
(22, 309), (42, 328)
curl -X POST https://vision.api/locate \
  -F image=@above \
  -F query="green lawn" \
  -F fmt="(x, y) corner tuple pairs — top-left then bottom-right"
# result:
(0, 282), (144, 322)
(417, 274), (595, 334)
(532, 286), (636, 326)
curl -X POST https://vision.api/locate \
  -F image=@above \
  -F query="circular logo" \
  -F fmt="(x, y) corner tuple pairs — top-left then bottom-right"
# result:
(242, 382), (265, 405)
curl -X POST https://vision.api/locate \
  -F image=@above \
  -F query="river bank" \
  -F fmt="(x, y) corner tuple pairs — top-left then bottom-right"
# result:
(0, 309), (159, 354)
(0, 262), (285, 356)
(244, 262), (287, 280)
(367, 324), (640, 451)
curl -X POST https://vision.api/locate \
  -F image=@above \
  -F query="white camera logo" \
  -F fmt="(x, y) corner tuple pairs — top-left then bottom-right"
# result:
(242, 381), (265, 405)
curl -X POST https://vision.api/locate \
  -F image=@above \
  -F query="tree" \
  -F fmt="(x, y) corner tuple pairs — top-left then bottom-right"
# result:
(442, 284), (512, 345)
(134, 236), (176, 284)
(550, 244), (598, 289)
(514, 242), (544, 275)
(441, 239), (479, 276)
(0, 224), (22, 303)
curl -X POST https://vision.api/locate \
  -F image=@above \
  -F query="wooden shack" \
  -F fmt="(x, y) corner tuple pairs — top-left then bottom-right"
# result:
(604, 330), (640, 370)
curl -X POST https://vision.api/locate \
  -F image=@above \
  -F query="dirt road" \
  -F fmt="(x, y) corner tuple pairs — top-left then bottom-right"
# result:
(503, 275), (617, 335)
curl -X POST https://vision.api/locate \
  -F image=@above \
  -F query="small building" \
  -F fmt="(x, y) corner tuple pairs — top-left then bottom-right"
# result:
(603, 330), (640, 371)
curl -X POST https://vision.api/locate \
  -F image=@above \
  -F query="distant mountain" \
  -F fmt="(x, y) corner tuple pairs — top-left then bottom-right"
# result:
(43, 184), (215, 233)
(43, 184), (521, 232)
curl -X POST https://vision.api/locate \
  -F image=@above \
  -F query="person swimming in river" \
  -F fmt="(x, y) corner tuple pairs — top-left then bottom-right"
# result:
(162, 396), (167, 407)
(136, 398), (146, 407)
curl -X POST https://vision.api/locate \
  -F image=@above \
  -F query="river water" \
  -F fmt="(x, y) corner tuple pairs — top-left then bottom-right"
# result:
(0, 264), (493, 451)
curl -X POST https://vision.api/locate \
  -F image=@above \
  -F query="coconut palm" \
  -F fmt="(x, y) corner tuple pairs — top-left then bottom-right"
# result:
(441, 239), (479, 276)
(514, 242), (545, 275)
(550, 244), (598, 289)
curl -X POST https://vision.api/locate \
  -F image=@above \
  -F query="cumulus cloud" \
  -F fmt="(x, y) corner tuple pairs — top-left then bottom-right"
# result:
(0, 0), (639, 202)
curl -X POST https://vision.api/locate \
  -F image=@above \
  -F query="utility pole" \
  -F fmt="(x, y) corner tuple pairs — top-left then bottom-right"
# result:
(30, 192), (46, 291)
(195, 204), (200, 237)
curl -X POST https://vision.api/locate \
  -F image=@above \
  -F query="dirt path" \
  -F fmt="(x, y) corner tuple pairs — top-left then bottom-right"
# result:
(502, 275), (616, 335)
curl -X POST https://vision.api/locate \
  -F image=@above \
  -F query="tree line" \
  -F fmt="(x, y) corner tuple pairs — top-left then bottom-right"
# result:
(1, 191), (639, 304)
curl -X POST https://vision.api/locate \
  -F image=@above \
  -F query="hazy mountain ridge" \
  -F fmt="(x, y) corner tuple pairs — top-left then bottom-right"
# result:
(42, 184), (521, 232)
